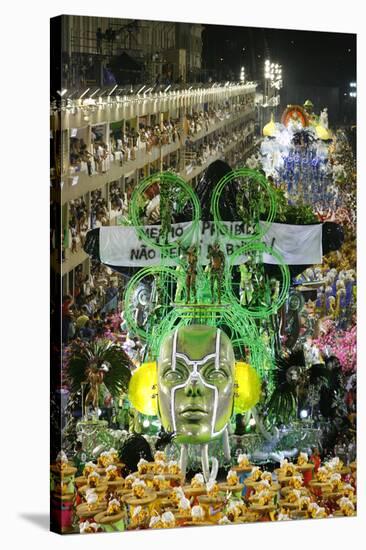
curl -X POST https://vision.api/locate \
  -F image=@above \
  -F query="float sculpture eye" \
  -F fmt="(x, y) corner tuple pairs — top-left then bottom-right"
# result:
(164, 371), (182, 383)
(163, 364), (189, 384)
(202, 364), (229, 383)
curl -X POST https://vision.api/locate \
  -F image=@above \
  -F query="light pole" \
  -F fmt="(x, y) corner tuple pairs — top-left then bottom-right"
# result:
(263, 59), (283, 127)
(349, 82), (357, 98)
(271, 63), (283, 118)
(348, 82), (356, 126)
(264, 59), (271, 105)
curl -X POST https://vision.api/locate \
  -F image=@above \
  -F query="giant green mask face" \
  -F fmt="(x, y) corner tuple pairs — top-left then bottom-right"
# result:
(157, 326), (235, 444)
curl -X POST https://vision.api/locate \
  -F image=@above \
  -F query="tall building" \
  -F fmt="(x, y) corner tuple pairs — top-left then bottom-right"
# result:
(60, 15), (204, 88)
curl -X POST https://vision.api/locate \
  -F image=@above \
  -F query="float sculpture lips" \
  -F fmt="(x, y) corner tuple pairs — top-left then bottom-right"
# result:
(179, 405), (208, 420)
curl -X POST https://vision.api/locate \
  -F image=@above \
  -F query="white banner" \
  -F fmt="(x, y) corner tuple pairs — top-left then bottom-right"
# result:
(99, 221), (322, 267)
(261, 222), (323, 265)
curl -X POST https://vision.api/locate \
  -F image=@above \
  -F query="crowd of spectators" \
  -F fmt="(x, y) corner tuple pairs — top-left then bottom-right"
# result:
(138, 118), (181, 152)
(109, 125), (139, 164)
(68, 198), (89, 253)
(184, 119), (255, 170)
(68, 121), (180, 173)
(67, 96), (255, 177)
(62, 265), (144, 364)
(109, 182), (128, 215)
(63, 183), (132, 258)
(91, 189), (109, 227)
(69, 130), (110, 175)
(185, 98), (254, 137)
(69, 137), (93, 174)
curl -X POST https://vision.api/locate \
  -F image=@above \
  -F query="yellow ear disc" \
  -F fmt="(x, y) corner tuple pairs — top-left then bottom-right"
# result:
(128, 361), (158, 416)
(234, 362), (261, 413)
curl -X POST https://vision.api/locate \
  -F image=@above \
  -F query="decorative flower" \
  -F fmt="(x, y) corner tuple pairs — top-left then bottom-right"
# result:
(168, 460), (181, 475)
(137, 458), (149, 474)
(226, 501), (241, 521)
(108, 448), (118, 463)
(261, 471), (273, 483)
(125, 474), (137, 490)
(288, 475), (303, 489)
(330, 473), (342, 491)
(299, 496), (311, 510)
(153, 475), (169, 491)
(342, 483), (355, 498)
(249, 466), (261, 481)
(227, 470), (239, 486)
(106, 464), (118, 481)
(106, 498), (121, 516)
(178, 497), (191, 513)
(149, 514), (163, 529)
(287, 489), (301, 504)
(154, 460), (167, 474)
(237, 453), (250, 468)
(308, 502), (327, 518)
(80, 520), (99, 533)
(88, 471), (100, 488)
(83, 461), (97, 477)
(206, 479), (219, 497)
(171, 486), (185, 506)
(338, 496), (355, 516)
(161, 511), (175, 528)
(316, 467), (330, 483)
(191, 505), (205, 522)
(191, 473), (205, 488)
(132, 505), (147, 525)
(56, 451), (68, 470)
(132, 479), (147, 499)
(256, 480), (271, 492)
(98, 451), (112, 468)
(297, 452), (309, 466)
(154, 451), (166, 463)
(279, 460), (296, 477)
(325, 457), (344, 472)
(219, 515), (232, 525)
(313, 323), (356, 373)
(85, 488), (98, 507)
(277, 509), (291, 521)
(255, 489), (273, 506)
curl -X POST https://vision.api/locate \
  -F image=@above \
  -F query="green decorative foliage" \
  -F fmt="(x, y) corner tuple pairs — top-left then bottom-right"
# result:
(262, 184), (318, 224)
(267, 384), (298, 424)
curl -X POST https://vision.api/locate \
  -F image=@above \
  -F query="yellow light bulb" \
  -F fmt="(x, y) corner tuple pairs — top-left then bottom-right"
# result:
(128, 362), (158, 416)
(234, 362), (261, 413)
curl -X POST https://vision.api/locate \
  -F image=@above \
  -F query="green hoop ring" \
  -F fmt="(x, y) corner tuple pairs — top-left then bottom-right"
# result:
(129, 172), (201, 251)
(124, 265), (186, 341)
(225, 242), (290, 318)
(211, 168), (276, 242)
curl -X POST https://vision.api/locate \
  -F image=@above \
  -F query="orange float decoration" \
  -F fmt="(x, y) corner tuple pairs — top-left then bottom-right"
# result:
(281, 104), (309, 128)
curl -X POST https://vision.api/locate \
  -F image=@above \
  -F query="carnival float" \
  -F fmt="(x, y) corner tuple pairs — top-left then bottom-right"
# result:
(52, 99), (357, 533)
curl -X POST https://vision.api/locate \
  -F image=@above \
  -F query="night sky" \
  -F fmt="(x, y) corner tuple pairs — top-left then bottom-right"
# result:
(202, 25), (356, 86)
(202, 25), (356, 124)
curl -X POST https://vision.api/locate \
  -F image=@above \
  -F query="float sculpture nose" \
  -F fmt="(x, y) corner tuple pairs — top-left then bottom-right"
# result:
(185, 373), (203, 397)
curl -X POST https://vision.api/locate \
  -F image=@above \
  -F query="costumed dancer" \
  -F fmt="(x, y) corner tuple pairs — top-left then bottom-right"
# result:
(207, 242), (225, 304)
(239, 263), (253, 305)
(185, 246), (198, 304)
